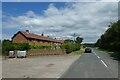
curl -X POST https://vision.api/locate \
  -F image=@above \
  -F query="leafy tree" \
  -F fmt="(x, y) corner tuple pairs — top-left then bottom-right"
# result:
(75, 37), (83, 44)
(96, 20), (120, 59)
(2, 40), (15, 56)
(83, 43), (95, 47)
(64, 39), (74, 44)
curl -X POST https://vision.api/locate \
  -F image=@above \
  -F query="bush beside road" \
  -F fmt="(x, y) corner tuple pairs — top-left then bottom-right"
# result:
(60, 43), (81, 54)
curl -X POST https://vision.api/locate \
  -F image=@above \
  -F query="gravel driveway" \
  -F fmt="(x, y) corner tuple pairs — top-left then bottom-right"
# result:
(2, 54), (80, 78)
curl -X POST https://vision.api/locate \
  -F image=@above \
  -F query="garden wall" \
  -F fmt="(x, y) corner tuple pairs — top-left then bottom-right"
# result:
(27, 50), (66, 56)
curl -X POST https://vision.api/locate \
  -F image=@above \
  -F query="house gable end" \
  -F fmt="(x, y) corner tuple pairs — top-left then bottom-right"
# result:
(12, 31), (28, 40)
(12, 31), (28, 43)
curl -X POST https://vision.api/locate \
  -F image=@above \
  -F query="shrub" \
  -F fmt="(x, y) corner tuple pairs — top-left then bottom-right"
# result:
(14, 43), (30, 50)
(29, 44), (52, 50)
(60, 43), (80, 54)
(2, 42), (31, 56)
(110, 52), (120, 60)
(2, 41), (15, 56)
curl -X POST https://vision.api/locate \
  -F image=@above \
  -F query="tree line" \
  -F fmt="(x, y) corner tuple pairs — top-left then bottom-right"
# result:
(95, 20), (120, 59)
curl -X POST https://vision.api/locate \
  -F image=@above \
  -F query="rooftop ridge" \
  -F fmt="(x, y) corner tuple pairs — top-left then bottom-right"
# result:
(20, 31), (58, 42)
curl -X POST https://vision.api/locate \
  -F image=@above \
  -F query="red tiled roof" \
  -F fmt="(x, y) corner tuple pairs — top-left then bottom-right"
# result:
(20, 31), (61, 43)
(57, 40), (65, 43)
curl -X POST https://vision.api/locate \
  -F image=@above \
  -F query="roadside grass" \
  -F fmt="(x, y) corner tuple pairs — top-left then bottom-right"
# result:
(96, 47), (120, 61)
(70, 48), (84, 55)
(96, 48), (114, 55)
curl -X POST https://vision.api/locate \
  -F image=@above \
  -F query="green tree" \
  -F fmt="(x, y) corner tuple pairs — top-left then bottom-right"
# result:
(96, 20), (120, 59)
(75, 37), (83, 44)
(2, 40), (15, 56)
(64, 39), (74, 44)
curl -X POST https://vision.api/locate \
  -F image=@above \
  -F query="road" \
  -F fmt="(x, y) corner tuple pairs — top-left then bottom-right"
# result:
(60, 48), (118, 78)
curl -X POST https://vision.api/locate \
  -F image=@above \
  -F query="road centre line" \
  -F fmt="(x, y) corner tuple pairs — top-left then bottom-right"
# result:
(94, 52), (97, 56)
(94, 51), (100, 59)
(97, 56), (100, 59)
(101, 60), (108, 68)
(93, 51), (108, 68)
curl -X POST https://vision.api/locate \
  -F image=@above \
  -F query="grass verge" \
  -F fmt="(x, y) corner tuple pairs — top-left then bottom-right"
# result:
(96, 48), (114, 55)
(96, 47), (120, 61)
(70, 49), (84, 55)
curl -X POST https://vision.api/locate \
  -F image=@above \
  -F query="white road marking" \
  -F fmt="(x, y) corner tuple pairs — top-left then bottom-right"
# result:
(94, 52), (97, 56)
(94, 51), (100, 59)
(101, 60), (108, 68)
(93, 51), (108, 68)
(97, 56), (100, 59)
(56, 76), (60, 78)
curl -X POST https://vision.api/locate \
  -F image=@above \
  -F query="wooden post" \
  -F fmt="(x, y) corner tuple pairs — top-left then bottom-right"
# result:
(14, 50), (17, 58)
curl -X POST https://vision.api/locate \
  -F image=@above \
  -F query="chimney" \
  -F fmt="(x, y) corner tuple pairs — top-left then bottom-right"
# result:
(41, 32), (44, 36)
(26, 30), (29, 33)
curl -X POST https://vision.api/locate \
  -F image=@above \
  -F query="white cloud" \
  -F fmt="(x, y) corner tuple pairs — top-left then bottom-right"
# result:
(44, 4), (62, 16)
(2, 2), (118, 43)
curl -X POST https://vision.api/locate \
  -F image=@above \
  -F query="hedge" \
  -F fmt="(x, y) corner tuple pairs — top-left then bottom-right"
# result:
(29, 44), (52, 50)
(14, 43), (30, 50)
(2, 42), (57, 56)
(2, 40), (81, 55)
(60, 43), (80, 54)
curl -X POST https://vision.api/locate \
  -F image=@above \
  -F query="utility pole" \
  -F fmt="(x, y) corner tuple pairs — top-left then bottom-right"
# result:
(74, 33), (75, 44)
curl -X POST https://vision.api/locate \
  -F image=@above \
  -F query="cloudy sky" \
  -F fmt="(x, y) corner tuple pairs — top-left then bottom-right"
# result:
(2, 2), (118, 43)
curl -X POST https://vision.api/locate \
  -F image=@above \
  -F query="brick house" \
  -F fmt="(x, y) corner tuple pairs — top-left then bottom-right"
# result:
(12, 30), (64, 46)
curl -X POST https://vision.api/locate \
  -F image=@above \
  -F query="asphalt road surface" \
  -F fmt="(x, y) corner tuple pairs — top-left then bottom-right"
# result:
(60, 48), (118, 78)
